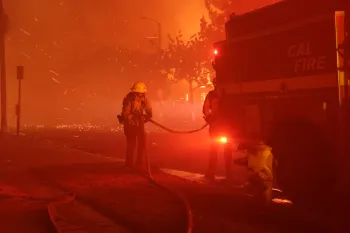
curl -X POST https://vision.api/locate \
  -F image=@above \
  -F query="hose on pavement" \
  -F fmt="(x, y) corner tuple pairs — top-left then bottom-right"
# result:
(134, 168), (193, 233)
(139, 118), (201, 233)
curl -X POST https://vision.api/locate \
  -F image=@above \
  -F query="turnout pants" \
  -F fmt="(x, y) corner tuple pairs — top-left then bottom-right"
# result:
(124, 125), (147, 170)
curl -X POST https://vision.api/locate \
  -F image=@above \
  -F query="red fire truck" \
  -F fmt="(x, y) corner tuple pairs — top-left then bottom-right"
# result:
(213, 0), (349, 204)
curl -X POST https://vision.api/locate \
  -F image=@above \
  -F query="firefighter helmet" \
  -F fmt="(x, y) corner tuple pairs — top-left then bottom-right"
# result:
(131, 81), (147, 93)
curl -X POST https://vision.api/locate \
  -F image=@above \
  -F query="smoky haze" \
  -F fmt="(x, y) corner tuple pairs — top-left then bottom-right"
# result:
(2, 0), (278, 126)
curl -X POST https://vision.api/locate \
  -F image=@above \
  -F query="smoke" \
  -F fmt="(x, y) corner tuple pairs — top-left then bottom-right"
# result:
(2, 0), (279, 126)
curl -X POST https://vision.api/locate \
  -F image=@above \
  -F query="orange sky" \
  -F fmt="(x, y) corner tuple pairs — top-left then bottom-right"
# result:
(5, 0), (279, 48)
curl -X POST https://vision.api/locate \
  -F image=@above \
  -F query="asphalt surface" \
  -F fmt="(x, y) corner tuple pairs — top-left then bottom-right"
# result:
(23, 128), (224, 175)
(13, 127), (343, 233)
(0, 199), (56, 233)
(0, 133), (192, 233)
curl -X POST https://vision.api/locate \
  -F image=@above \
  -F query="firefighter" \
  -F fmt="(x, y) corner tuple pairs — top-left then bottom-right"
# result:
(203, 77), (233, 180)
(121, 81), (152, 172)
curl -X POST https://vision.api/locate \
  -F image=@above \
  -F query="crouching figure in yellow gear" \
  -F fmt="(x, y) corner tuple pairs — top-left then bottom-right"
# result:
(120, 81), (152, 172)
(236, 142), (274, 206)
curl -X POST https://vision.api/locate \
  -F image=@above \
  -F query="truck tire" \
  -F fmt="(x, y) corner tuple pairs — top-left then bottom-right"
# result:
(266, 117), (337, 205)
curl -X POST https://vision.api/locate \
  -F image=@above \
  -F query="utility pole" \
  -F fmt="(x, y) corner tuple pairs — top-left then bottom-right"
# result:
(0, 0), (7, 133)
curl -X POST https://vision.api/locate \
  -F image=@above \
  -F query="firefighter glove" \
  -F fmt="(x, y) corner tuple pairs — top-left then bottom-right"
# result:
(143, 114), (151, 123)
(204, 115), (214, 124)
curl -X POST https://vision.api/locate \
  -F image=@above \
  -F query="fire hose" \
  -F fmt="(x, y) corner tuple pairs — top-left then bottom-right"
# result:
(149, 119), (209, 233)
(136, 118), (208, 233)
(148, 118), (208, 134)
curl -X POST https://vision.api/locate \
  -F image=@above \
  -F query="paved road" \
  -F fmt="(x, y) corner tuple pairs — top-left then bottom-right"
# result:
(0, 134), (192, 233)
(18, 128), (344, 232)
(23, 128), (232, 176)
(0, 180), (57, 233)
(0, 134), (133, 233)
(0, 135), (62, 233)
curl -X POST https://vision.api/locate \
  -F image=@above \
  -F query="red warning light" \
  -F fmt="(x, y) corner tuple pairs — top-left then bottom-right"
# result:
(213, 49), (218, 55)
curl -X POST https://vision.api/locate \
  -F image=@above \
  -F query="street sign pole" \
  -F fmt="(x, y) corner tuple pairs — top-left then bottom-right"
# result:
(16, 66), (24, 136)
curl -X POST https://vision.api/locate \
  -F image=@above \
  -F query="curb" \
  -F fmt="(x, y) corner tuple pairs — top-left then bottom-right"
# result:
(47, 191), (76, 233)
(3, 133), (128, 233)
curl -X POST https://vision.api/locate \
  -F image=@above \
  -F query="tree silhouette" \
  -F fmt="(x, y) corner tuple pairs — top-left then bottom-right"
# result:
(157, 0), (237, 121)
(161, 19), (216, 105)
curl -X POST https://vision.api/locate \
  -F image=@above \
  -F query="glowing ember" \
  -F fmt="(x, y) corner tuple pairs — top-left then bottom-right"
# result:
(272, 198), (293, 205)
(49, 70), (60, 76)
(20, 28), (31, 36)
(51, 77), (61, 84)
